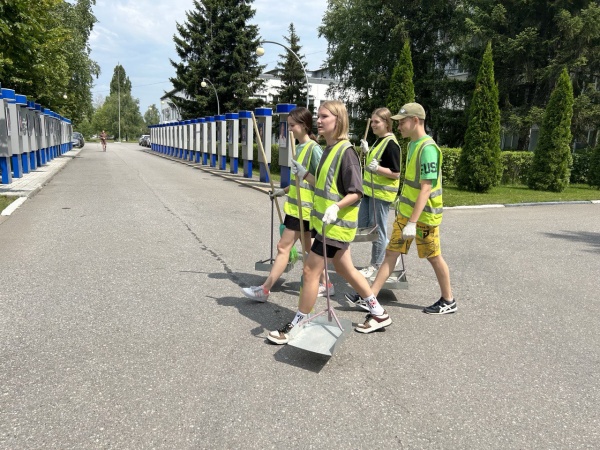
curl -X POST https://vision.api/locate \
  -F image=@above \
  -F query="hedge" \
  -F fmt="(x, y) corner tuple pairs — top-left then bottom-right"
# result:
(247, 144), (589, 185)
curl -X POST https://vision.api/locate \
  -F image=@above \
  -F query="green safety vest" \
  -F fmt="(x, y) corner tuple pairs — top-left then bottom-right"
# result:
(311, 140), (360, 242)
(398, 137), (443, 226)
(362, 135), (400, 202)
(283, 140), (317, 221)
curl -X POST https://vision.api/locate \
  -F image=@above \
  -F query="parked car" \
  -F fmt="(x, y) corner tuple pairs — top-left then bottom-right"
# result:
(71, 132), (85, 148)
(139, 134), (150, 147)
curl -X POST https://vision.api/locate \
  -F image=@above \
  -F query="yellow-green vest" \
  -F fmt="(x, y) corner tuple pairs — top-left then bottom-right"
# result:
(398, 137), (443, 226)
(284, 140), (317, 221)
(311, 140), (360, 242)
(362, 135), (400, 202)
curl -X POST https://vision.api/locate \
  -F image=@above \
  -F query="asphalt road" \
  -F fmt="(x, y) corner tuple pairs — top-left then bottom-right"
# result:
(1, 143), (599, 449)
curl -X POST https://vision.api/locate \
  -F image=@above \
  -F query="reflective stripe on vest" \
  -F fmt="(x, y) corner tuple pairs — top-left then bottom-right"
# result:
(311, 140), (359, 242)
(398, 138), (443, 226)
(362, 135), (400, 202)
(284, 140), (317, 220)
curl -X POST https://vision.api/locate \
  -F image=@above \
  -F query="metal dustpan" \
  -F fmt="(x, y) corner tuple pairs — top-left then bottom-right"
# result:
(370, 253), (409, 290)
(288, 223), (351, 357)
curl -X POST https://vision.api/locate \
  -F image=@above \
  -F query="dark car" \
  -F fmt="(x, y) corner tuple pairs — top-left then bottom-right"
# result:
(71, 132), (85, 148)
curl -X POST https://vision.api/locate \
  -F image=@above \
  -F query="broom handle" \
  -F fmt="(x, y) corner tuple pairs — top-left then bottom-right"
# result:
(251, 111), (283, 224)
(363, 118), (378, 228)
(291, 132), (306, 265)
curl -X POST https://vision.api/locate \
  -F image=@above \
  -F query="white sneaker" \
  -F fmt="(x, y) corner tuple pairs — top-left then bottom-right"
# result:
(359, 265), (377, 278)
(241, 285), (269, 302)
(317, 283), (335, 297)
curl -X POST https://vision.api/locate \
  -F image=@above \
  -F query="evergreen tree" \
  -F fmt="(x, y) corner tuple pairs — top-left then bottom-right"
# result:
(588, 141), (600, 189)
(528, 67), (574, 192)
(457, 42), (502, 192)
(386, 40), (415, 117)
(275, 23), (308, 108)
(92, 64), (144, 139)
(170, 0), (265, 118)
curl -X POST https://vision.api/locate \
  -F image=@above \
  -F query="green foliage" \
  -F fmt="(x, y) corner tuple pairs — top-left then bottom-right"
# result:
(319, 0), (467, 145)
(0, 0), (98, 125)
(91, 64), (145, 139)
(144, 105), (161, 128)
(501, 151), (533, 185)
(275, 23), (308, 107)
(528, 68), (574, 192)
(170, 0), (265, 118)
(386, 40), (415, 116)
(440, 148), (461, 184)
(588, 143), (600, 189)
(457, 42), (502, 192)
(570, 149), (591, 184)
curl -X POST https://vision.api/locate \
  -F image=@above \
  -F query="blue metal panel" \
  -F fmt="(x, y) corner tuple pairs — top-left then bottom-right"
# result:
(276, 103), (296, 114)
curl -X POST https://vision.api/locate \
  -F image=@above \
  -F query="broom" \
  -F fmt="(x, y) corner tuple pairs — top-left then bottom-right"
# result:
(250, 112), (298, 263)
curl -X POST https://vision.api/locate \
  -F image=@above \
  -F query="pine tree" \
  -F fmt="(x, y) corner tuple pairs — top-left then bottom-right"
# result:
(275, 23), (308, 108)
(528, 67), (574, 192)
(457, 42), (502, 193)
(170, 0), (265, 118)
(386, 40), (415, 116)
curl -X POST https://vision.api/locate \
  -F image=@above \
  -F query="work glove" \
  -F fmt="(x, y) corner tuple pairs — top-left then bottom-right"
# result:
(291, 160), (308, 180)
(365, 159), (380, 174)
(402, 221), (417, 240)
(322, 204), (340, 224)
(269, 188), (285, 200)
(360, 139), (370, 155)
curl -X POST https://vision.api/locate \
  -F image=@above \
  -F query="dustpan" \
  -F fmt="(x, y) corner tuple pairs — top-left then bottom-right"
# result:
(253, 113), (295, 273)
(368, 253), (409, 290)
(288, 223), (351, 357)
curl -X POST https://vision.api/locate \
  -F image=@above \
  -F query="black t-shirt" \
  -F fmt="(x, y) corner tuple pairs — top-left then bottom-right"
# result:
(372, 136), (401, 173)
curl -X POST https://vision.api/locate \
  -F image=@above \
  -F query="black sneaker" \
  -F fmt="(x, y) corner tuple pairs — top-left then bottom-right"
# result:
(344, 292), (370, 311)
(423, 297), (457, 315)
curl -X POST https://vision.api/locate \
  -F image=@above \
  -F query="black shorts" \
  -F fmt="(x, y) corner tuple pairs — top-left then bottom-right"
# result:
(311, 238), (341, 258)
(284, 214), (311, 232)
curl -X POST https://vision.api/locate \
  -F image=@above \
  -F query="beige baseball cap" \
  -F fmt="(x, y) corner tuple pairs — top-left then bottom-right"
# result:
(391, 102), (426, 120)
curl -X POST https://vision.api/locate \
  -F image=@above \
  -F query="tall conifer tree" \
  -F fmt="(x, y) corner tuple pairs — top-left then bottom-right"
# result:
(387, 40), (415, 116)
(275, 23), (308, 108)
(457, 42), (502, 192)
(170, 0), (265, 118)
(528, 68), (574, 192)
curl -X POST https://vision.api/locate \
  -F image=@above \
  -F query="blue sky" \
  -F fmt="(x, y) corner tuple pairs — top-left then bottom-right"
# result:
(89, 0), (329, 115)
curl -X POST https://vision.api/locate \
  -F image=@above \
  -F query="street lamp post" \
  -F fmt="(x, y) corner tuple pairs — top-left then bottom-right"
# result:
(256, 40), (309, 109)
(201, 78), (220, 115)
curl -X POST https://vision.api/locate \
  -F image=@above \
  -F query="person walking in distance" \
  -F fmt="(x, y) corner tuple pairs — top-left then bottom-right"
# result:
(241, 107), (324, 301)
(347, 103), (456, 315)
(357, 107), (402, 279)
(100, 130), (107, 152)
(267, 100), (392, 345)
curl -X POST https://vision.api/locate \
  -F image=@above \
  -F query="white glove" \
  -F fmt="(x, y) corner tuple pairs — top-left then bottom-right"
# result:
(291, 160), (308, 180)
(322, 204), (340, 224)
(402, 221), (417, 240)
(269, 188), (285, 200)
(360, 139), (370, 155)
(366, 159), (379, 173)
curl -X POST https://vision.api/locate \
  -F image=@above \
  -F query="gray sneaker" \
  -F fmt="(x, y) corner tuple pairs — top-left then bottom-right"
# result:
(241, 285), (269, 302)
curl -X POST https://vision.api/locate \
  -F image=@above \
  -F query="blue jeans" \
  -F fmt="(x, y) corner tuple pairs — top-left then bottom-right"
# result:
(358, 195), (392, 267)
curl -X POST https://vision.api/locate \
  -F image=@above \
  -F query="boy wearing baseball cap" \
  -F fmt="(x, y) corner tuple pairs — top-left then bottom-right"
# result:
(347, 102), (456, 315)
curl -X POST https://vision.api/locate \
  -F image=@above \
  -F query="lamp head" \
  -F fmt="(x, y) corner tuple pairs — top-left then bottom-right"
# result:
(256, 47), (265, 57)
(62, 94), (68, 100)
(201, 81), (207, 88)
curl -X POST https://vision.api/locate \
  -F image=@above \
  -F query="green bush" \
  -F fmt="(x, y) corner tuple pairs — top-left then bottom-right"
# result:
(501, 151), (533, 185)
(589, 144), (600, 189)
(441, 147), (461, 184)
(571, 149), (591, 184)
(251, 143), (280, 173)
